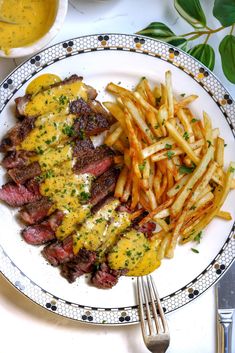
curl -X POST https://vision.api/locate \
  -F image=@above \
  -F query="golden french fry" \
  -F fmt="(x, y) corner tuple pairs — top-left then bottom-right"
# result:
(155, 218), (169, 232)
(158, 104), (168, 136)
(215, 137), (224, 167)
(167, 174), (190, 198)
(182, 162), (235, 242)
(194, 191), (214, 209)
(175, 94), (198, 112)
(171, 146), (214, 217)
(166, 210), (187, 258)
(146, 189), (157, 210)
(123, 98), (155, 144)
(166, 121), (200, 165)
(121, 173), (132, 203)
(139, 198), (174, 226)
(177, 108), (195, 143)
(143, 78), (156, 106)
(104, 125), (123, 146)
(165, 70), (174, 119)
(106, 82), (133, 98)
(114, 155), (124, 165)
(131, 174), (139, 209)
(216, 210), (232, 221)
(153, 208), (170, 219)
(114, 166), (128, 198)
(103, 102), (126, 129)
(203, 111), (213, 149)
(157, 234), (171, 260)
(231, 178), (235, 189)
(113, 139), (125, 153)
(142, 136), (174, 159)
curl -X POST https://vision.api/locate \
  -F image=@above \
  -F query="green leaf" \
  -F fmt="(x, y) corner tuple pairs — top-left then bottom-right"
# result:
(213, 0), (235, 27)
(188, 44), (215, 70)
(167, 37), (188, 51)
(219, 35), (235, 83)
(174, 0), (206, 28)
(137, 22), (175, 40)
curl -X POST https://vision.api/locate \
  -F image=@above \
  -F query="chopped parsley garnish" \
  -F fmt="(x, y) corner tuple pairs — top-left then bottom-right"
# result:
(80, 191), (90, 202)
(162, 119), (166, 126)
(180, 93), (186, 97)
(190, 205), (196, 210)
(175, 185), (180, 190)
(96, 218), (104, 224)
(139, 161), (146, 171)
(179, 165), (196, 174)
(224, 144), (227, 147)
(230, 166), (235, 173)
(36, 146), (44, 155)
(58, 95), (68, 105)
(44, 170), (54, 179)
(166, 150), (175, 159)
(191, 248), (199, 254)
(191, 118), (198, 123)
(207, 140), (212, 147)
(126, 250), (132, 257)
(194, 231), (203, 244)
(62, 124), (75, 137)
(165, 143), (172, 150)
(183, 131), (189, 141)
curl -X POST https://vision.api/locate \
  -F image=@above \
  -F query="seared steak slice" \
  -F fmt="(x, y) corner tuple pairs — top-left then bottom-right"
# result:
(42, 235), (74, 266)
(134, 221), (156, 238)
(0, 117), (36, 152)
(22, 210), (64, 245)
(90, 168), (119, 205)
(0, 182), (41, 207)
(72, 137), (94, 158)
(71, 98), (110, 136)
(73, 145), (114, 176)
(19, 197), (53, 225)
(1, 150), (35, 169)
(8, 161), (41, 184)
(60, 248), (96, 283)
(91, 263), (126, 289)
(15, 75), (97, 117)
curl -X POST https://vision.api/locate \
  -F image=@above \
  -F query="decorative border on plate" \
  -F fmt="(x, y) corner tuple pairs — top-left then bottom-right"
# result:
(0, 34), (235, 325)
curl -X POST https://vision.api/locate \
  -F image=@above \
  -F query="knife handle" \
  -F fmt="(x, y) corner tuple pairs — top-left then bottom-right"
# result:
(217, 310), (233, 353)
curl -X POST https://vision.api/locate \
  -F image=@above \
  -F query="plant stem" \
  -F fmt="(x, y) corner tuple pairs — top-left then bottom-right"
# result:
(230, 24), (234, 35)
(204, 33), (211, 45)
(181, 26), (225, 38)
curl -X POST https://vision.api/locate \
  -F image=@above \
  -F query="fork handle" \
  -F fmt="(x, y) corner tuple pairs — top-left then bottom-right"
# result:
(217, 309), (233, 353)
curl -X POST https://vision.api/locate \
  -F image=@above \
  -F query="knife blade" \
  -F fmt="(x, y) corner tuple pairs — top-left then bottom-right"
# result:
(216, 260), (235, 353)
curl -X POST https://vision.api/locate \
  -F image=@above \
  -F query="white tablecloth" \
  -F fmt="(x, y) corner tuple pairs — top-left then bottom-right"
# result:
(0, 1), (234, 352)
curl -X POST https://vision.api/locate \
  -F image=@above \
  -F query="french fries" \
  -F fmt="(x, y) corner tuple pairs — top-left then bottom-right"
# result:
(104, 70), (234, 263)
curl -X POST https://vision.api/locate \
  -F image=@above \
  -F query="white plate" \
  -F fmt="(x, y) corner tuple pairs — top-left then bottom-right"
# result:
(0, 34), (234, 325)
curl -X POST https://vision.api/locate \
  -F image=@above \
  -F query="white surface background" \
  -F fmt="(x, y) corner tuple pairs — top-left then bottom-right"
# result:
(0, 1), (234, 352)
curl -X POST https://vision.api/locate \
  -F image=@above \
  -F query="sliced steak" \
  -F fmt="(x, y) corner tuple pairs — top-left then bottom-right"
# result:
(91, 263), (126, 289)
(90, 168), (119, 205)
(135, 221), (156, 238)
(60, 248), (96, 283)
(0, 182), (41, 207)
(0, 117), (36, 152)
(19, 197), (53, 225)
(15, 75), (97, 117)
(73, 145), (114, 176)
(72, 137), (94, 158)
(42, 235), (74, 266)
(8, 161), (41, 184)
(1, 150), (36, 169)
(71, 98), (110, 136)
(22, 210), (64, 245)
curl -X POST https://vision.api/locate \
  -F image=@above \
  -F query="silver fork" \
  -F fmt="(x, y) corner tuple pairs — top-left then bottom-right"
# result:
(137, 275), (170, 353)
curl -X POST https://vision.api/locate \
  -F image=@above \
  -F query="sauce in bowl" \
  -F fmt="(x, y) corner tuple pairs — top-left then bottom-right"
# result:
(0, 0), (57, 54)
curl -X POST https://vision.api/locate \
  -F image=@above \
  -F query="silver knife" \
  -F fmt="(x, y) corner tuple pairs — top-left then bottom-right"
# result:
(216, 260), (235, 353)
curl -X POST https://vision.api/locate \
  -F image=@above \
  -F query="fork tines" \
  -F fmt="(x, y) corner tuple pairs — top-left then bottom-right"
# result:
(137, 275), (169, 337)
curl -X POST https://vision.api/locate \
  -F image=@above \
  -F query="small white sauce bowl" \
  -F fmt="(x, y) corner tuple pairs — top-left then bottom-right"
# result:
(0, 0), (68, 58)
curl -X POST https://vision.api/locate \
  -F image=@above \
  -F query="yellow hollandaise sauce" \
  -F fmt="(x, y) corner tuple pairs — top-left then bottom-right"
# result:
(25, 80), (88, 116)
(26, 74), (61, 95)
(0, 0), (57, 53)
(17, 74), (94, 240)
